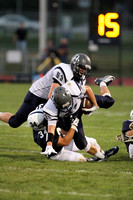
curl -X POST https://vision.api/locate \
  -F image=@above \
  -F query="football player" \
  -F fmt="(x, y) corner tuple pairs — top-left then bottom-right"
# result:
(116, 110), (133, 159)
(0, 53), (115, 129)
(37, 80), (118, 159)
(33, 126), (119, 162)
(28, 106), (119, 162)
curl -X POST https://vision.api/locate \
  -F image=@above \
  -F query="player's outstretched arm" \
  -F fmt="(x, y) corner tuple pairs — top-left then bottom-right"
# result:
(85, 86), (98, 108)
(57, 118), (79, 146)
(0, 112), (13, 123)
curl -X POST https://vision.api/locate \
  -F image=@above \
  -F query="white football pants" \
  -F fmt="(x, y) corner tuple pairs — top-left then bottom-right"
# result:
(50, 136), (102, 162)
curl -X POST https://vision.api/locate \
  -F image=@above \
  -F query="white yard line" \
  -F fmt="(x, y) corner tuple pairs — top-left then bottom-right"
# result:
(0, 188), (131, 198)
(0, 166), (132, 175)
(0, 188), (112, 197)
(0, 149), (39, 153)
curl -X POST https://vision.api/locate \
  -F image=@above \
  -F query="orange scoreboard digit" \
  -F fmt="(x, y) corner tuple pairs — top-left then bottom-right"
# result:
(89, 12), (121, 45)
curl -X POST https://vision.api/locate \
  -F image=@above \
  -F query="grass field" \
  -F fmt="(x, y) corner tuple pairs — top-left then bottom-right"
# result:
(0, 83), (133, 200)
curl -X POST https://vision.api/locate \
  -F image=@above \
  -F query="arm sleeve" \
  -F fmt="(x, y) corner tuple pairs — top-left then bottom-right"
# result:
(122, 120), (131, 134)
(53, 134), (60, 146)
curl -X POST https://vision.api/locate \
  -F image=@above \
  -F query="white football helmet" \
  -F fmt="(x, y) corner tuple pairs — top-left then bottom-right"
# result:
(27, 109), (46, 130)
(130, 110), (133, 120)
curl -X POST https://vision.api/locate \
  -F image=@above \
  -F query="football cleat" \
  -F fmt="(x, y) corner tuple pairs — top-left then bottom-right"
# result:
(87, 146), (119, 162)
(86, 157), (105, 162)
(104, 146), (119, 159)
(94, 75), (115, 86)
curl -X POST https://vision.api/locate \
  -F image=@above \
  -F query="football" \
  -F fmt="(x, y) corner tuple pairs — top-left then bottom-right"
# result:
(82, 97), (92, 109)
(27, 109), (45, 130)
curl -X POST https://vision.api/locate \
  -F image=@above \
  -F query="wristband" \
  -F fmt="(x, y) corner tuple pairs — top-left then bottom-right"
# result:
(48, 133), (54, 142)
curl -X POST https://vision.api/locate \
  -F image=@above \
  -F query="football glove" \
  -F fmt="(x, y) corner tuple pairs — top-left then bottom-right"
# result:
(42, 145), (57, 158)
(71, 118), (79, 127)
(82, 106), (99, 117)
(129, 122), (133, 130)
(116, 134), (133, 143)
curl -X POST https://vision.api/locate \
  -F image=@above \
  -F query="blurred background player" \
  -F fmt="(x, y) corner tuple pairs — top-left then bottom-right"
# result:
(57, 37), (70, 63)
(13, 22), (28, 53)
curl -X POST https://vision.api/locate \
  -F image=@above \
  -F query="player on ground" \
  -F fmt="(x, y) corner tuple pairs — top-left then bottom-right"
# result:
(38, 79), (118, 159)
(42, 80), (99, 156)
(28, 106), (119, 162)
(116, 110), (133, 160)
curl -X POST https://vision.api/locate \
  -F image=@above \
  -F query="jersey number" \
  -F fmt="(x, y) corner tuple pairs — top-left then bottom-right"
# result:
(56, 71), (63, 82)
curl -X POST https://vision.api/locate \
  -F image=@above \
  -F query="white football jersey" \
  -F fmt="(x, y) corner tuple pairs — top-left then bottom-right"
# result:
(29, 63), (73, 99)
(43, 80), (86, 126)
(29, 63), (86, 100)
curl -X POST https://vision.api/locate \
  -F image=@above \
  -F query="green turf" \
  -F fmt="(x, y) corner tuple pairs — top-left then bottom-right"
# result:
(0, 83), (133, 200)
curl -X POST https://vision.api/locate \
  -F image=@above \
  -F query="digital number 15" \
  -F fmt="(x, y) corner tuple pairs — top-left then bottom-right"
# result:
(98, 13), (120, 38)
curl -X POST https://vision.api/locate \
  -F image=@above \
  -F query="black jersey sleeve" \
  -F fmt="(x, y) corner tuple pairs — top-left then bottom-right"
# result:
(122, 120), (131, 134)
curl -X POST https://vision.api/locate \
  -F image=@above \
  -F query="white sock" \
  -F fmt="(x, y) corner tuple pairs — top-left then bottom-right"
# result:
(100, 81), (107, 87)
(129, 144), (133, 159)
(95, 151), (105, 159)
(100, 82), (111, 97)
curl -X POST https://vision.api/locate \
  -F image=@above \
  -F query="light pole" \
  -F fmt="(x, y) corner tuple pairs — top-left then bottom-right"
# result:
(39, 0), (47, 54)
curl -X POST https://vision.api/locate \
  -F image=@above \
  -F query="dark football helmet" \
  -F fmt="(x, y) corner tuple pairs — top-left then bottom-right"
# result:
(70, 53), (91, 81)
(51, 86), (72, 117)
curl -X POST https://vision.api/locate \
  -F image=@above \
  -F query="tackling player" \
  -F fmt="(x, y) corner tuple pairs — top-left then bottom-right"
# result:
(37, 80), (118, 159)
(0, 53), (91, 127)
(0, 53), (115, 128)
(27, 82), (118, 161)
(29, 115), (119, 162)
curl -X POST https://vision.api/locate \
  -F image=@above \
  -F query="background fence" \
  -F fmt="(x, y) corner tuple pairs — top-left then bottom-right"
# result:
(0, 0), (133, 84)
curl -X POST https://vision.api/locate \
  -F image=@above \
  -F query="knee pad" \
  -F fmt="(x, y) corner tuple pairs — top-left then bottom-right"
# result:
(9, 116), (20, 128)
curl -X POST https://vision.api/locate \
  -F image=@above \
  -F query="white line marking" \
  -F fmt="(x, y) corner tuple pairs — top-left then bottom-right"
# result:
(0, 149), (39, 153)
(0, 166), (132, 175)
(0, 188), (131, 198)
(0, 189), (118, 198)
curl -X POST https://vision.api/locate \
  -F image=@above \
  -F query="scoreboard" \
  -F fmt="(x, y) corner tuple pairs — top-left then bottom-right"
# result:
(89, 12), (121, 45)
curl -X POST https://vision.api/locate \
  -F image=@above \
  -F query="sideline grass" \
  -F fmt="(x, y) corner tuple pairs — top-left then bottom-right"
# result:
(0, 83), (133, 200)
